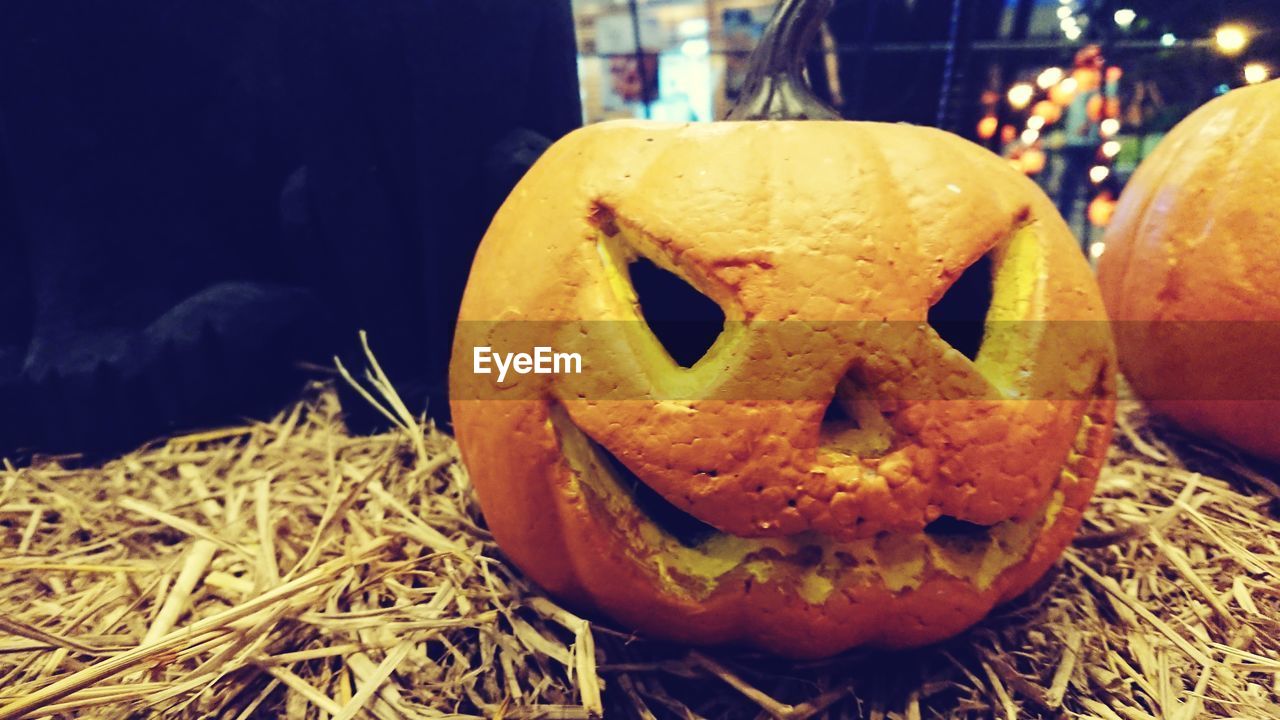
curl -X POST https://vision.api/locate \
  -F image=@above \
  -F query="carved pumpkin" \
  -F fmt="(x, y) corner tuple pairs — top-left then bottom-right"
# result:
(1098, 80), (1280, 461)
(450, 0), (1115, 657)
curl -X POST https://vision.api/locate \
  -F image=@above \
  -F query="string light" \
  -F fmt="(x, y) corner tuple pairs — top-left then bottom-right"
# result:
(1160, 33), (1177, 47)
(1215, 25), (1249, 56)
(1089, 194), (1117, 228)
(1049, 76), (1079, 105)
(1113, 9), (1136, 28)
(1021, 147), (1047, 175)
(1031, 101), (1061, 125)
(1057, 6), (1073, 20)
(1008, 83), (1035, 109)
(996, 54), (1129, 228)
(994, 47), (1127, 245)
(1037, 67), (1065, 89)
(1244, 63), (1271, 85)
(977, 115), (999, 139)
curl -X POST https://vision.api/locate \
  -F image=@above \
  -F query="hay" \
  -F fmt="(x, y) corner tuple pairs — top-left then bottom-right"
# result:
(1, 349), (1278, 718)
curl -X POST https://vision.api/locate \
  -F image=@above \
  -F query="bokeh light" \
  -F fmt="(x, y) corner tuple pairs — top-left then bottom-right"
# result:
(1244, 63), (1271, 85)
(1008, 83), (1035, 109)
(1037, 67), (1065, 89)
(1215, 25), (1249, 56)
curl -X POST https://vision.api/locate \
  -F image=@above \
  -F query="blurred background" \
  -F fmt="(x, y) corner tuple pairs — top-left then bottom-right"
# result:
(572, 0), (1280, 256)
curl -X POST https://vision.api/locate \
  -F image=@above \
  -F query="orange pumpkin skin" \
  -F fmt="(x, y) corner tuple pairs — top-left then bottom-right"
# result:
(451, 120), (1115, 658)
(1097, 80), (1280, 462)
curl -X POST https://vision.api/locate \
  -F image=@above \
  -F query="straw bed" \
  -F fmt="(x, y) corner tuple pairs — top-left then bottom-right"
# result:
(1, 356), (1277, 718)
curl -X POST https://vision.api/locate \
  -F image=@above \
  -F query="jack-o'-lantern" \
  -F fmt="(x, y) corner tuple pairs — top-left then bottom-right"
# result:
(451, 0), (1116, 657)
(1098, 79), (1280, 462)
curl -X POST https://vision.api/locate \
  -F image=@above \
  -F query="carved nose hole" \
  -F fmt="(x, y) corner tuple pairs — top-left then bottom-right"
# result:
(819, 375), (893, 457)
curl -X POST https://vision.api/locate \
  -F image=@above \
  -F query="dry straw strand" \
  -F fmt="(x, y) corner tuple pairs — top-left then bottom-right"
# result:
(0, 363), (1277, 718)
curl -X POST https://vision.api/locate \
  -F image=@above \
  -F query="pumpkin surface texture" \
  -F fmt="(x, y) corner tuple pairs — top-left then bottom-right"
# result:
(1097, 79), (1280, 462)
(450, 0), (1115, 657)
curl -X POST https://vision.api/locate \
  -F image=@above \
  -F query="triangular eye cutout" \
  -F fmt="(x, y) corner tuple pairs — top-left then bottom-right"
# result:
(629, 258), (726, 368)
(928, 253), (994, 361)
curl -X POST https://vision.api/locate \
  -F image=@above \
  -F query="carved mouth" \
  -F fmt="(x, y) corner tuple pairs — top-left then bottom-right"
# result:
(547, 396), (1106, 603)
(587, 424), (999, 550)
(924, 514), (995, 539)
(585, 434), (718, 548)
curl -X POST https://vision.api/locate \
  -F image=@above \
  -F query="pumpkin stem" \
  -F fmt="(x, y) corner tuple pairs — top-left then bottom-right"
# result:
(726, 0), (841, 121)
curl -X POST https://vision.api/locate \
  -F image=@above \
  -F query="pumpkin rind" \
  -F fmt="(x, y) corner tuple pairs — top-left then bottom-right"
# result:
(451, 120), (1115, 657)
(1097, 80), (1280, 462)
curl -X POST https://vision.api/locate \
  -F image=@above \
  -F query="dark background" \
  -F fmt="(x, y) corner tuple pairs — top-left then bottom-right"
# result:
(0, 0), (581, 457)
